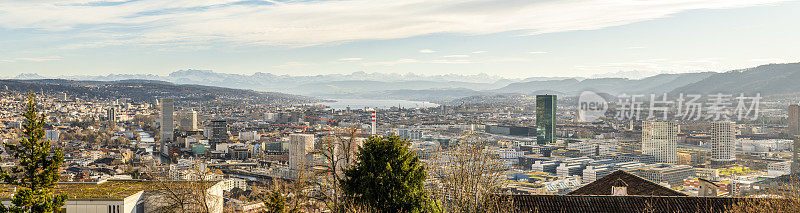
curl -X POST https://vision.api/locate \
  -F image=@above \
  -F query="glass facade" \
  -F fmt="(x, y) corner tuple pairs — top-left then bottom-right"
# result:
(536, 95), (557, 145)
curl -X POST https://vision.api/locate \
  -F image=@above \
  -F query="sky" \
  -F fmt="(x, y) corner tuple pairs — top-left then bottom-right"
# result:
(1, 0), (799, 79)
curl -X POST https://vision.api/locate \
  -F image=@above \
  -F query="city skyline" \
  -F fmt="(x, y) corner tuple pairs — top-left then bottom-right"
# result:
(2, 0), (800, 78)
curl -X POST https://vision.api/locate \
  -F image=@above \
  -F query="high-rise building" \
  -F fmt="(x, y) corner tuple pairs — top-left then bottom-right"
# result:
(210, 119), (228, 150)
(106, 107), (117, 124)
(289, 134), (314, 171)
(536, 95), (557, 145)
(790, 104), (800, 135)
(642, 121), (679, 164)
(160, 98), (174, 155)
(179, 109), (198, 131)
(793, 136), (800, 174)
(710, 122), (736, 165)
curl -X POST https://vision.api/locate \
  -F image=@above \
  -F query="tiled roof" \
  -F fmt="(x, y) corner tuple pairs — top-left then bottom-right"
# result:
(507, 194), (750, 213)
(568, 170), (686, 196)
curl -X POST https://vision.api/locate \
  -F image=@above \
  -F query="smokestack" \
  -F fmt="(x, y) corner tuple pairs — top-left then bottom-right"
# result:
(370, 108), (376, 135)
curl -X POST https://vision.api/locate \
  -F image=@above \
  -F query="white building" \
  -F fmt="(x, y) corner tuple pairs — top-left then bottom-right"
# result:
(289, 134), (314, 171)
(178, 109), (198, 131)
(219, 178), (248, 192)
(710, 122), (736, 164)
(642, 121), (679, 164)
(767, 161), (791, 177)
(239, 131), (260, 141)
(1, 180), (225, 213)
(45, 129), (60, 142)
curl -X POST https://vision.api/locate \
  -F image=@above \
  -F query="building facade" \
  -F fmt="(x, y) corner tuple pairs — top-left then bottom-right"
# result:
(160, 98), (174, 155)
(789, 104), (800, 135)
(179, 109), (198, 131)
(536, 95), (557, 145)
(710, 122), (736, 164)
(642, 121), (679, 164)
(289, 134), (314, 171)
(210, 119), (228, 150)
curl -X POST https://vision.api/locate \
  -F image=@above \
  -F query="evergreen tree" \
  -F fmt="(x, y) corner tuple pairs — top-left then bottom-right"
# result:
(340, 135), (435, 212)
(0, 93), (67, 213)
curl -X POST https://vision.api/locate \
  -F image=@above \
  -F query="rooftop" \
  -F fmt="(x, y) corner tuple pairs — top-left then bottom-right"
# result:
(568, 170), (687, 196)
(0, 179), (220, 200)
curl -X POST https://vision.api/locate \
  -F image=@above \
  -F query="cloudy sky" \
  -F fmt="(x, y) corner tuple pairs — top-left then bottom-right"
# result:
(1, 0), (799, 78)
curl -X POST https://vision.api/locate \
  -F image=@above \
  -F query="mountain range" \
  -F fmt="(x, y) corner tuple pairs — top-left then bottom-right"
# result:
(9, 62), (800, 104)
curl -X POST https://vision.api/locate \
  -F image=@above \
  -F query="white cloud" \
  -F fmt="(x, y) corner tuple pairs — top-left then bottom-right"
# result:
(626, 46), (647, 49)
(528, 51), (549, 54)
(0, 0), (789, 47)
(363, 59), (419, 66)
(419, 49), (436, 53)
(431, 59), (472, 64)
(472, 51), (487, 54)
(443, 55), (469, 58)
(1, 56), (63, 63)
(338, 58), (363, 61)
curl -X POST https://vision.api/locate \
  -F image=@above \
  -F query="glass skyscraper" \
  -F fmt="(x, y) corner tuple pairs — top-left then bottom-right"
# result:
(536, 95), (556, 145)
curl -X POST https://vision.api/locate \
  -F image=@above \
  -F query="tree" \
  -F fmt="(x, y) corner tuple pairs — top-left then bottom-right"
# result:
(146, 161), (223, 213)
(428, 135), (511, 212)
(0, 93), (67, 212)
(340, 135), (434, 212)
(311, 128), (362, 211)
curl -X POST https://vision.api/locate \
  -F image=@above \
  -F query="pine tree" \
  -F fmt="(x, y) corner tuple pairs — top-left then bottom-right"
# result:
(0, 93), (67, 213)
(340, 135), (435, 212)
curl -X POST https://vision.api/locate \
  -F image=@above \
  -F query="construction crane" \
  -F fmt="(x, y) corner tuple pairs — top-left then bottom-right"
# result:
(269, 123), (309, 134)
(304, 115), (337, 125)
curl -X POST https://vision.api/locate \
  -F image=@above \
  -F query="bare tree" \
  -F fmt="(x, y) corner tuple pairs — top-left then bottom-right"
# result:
(427, 134), (512, 213)
(146, 161), (224, 213)
(311, 128), (363, 211)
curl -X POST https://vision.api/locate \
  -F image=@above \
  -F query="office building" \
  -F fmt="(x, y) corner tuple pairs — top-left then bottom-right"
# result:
(710, 122), (736, 165)
(632, 164), (694, 187)
(106, 107), (117, 123)
(790, 104), (800, 135)
(179, 109), (198, 131)
(642, 121), (678, 164)
(536, 95), (557, 145)
(160, 98), (174, 155)
(210, 119), (228, 150)
(793, 136), (800, 174)
(289, 134), (314, 171)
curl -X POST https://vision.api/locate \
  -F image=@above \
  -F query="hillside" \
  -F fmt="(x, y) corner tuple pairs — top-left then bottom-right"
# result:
(671, 63), (800, 96)
(0, 79), (316, 104)
(494, 72), (715, 95)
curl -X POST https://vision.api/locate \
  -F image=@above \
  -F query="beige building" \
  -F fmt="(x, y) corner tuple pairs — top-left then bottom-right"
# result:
(642, 121), (679, 164)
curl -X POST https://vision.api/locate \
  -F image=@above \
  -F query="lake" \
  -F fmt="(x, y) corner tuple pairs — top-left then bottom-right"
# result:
(317, 99), (439, 110)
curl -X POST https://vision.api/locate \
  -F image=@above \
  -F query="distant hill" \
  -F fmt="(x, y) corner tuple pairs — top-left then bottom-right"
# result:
(671, 63), (800, 96)
(494, 72), (715, 95)
(0, 79), (316, 104)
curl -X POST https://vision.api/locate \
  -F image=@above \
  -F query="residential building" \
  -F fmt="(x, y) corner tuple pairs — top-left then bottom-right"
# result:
(710, 122), (736, 165)
(289, 134), (314, 171)
(642, 121), (678, 164)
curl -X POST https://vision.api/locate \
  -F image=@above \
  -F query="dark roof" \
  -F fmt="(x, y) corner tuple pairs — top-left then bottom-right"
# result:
(507, 195), (750, 213)
(568, 170), (686, 196)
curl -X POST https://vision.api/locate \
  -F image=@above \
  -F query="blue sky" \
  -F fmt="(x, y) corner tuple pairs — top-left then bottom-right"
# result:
(1, 0), (799, 78)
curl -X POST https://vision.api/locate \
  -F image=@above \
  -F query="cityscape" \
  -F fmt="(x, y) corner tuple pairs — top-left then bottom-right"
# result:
(2, 0), (800, 213)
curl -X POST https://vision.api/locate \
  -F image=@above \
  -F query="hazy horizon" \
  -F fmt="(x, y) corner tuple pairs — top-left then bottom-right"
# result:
(2, 0), (800, 78)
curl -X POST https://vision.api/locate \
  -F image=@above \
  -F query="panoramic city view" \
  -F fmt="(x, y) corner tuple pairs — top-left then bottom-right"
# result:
(2, 0), (800, 212)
